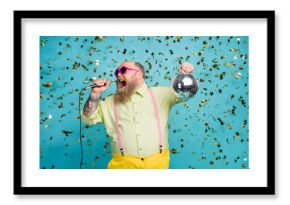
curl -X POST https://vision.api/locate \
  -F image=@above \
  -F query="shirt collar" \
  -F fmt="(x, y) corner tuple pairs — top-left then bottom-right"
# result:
(135, 83), (148, 97)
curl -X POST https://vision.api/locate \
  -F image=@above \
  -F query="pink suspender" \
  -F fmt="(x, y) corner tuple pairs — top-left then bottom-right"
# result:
(114, 96), (125, 156)
(113, 88), (163, 156)
(148, 89), (163, 153)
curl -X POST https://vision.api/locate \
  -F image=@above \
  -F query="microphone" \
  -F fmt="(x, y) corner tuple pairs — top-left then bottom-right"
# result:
(82, 80), (116, 90)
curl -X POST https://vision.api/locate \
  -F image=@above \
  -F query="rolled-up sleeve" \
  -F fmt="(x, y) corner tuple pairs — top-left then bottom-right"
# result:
(168, 87), (184, 106)
(81, 102), (104, 125)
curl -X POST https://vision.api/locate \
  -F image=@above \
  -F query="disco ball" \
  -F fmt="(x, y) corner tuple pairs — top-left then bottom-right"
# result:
(172, 73), (198, 101)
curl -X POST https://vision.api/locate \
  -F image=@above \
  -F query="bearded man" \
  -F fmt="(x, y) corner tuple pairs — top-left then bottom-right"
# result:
(82, 61), (195, 169)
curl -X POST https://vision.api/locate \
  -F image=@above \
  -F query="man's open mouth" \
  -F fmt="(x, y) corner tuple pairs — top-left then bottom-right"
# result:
(118, 79), (127, 88)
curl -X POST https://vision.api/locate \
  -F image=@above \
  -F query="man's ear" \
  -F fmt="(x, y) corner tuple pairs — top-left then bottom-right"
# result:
(137, 71), (143, 79)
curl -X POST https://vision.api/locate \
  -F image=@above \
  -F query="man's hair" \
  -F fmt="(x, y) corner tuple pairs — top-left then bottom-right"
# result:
(134, 62), (146, 79)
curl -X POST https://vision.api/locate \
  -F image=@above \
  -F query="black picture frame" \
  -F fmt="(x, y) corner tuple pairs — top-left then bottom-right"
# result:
(14, 10), (275, 195)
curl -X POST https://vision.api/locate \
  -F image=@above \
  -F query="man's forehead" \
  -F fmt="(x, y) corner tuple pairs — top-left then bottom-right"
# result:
(120, 61), (136, 68)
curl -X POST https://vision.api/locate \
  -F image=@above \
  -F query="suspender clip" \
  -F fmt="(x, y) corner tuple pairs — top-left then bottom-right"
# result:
(159, 145), (163, 153)
(120, 148), (125, 156)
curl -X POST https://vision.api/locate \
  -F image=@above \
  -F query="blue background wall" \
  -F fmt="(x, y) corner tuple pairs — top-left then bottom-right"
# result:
(40, 36), (249, 169)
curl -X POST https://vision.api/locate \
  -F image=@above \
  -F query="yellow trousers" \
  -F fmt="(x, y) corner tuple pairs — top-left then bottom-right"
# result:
(107, 149), (170, 169)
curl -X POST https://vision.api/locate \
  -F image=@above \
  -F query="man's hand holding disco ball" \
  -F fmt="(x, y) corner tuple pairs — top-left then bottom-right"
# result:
(172, 62), (199, 101)
(179, 62), (195, 74)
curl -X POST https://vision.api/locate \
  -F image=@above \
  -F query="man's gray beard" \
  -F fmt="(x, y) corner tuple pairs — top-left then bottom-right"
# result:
(115, 80), (138, 103)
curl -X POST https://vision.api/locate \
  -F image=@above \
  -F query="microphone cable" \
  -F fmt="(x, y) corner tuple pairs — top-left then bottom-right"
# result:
(78, 81), (116, 169)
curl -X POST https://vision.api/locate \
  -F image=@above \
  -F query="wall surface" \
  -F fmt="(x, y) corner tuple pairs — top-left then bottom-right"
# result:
(39, 36), (249, 169)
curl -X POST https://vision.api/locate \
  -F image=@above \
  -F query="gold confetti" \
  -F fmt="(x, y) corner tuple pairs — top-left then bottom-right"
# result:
(42, 82), (53, 88)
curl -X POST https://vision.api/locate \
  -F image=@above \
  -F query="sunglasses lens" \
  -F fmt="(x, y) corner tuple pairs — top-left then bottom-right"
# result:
(114, 69), (118, 76)
(120, 67), (127, 74)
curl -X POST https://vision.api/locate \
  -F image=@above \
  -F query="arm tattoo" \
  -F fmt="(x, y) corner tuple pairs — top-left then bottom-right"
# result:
(82, 95), (100, 117)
